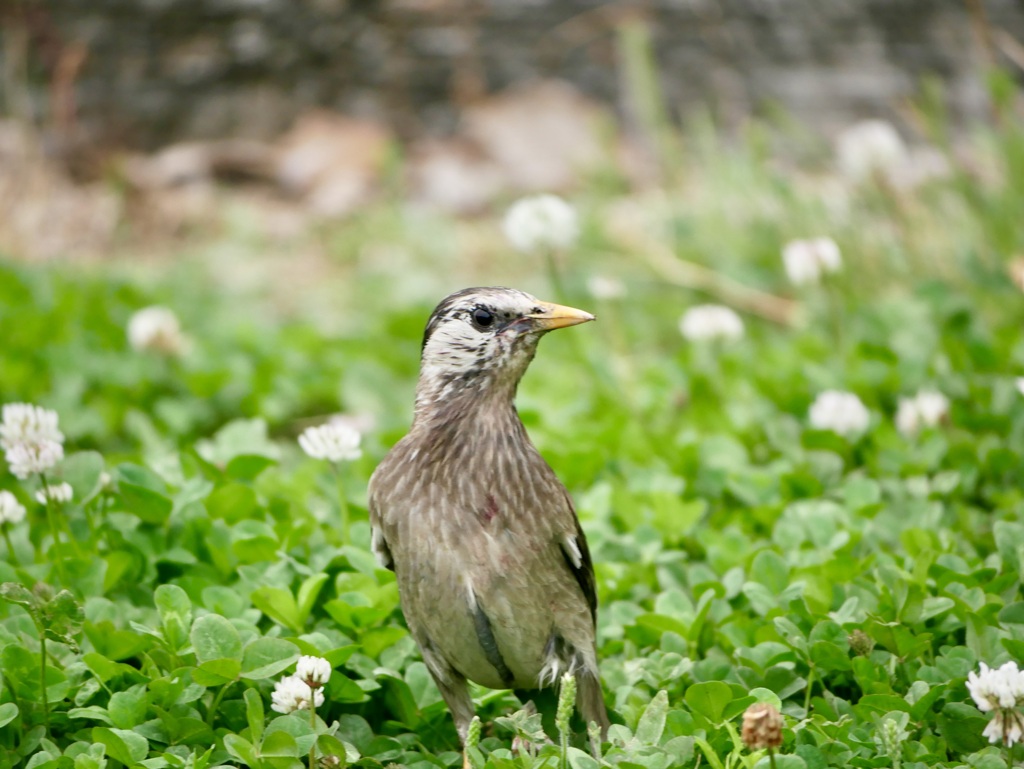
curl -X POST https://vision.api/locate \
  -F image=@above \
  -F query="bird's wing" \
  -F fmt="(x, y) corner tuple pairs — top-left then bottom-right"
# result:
(558, 491), (598, 625)
(367, 475), (395, 571)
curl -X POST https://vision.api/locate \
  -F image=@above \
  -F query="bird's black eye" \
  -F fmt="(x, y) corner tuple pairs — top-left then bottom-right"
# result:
(471, 307), (495, 330)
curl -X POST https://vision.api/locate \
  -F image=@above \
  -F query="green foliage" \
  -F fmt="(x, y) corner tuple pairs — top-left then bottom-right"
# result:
(2, 106), (1024, 769)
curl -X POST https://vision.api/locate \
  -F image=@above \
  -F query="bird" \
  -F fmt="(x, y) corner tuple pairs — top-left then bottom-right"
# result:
(368, 286), (610, 753)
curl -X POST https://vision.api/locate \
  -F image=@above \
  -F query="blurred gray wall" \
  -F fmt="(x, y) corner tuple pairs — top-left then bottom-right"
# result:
(10, 0), (1024, 148)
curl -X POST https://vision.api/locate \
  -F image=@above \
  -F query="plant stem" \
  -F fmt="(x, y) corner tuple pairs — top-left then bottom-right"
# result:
(804, 667), (815, 715)
(309, 698), (317, 769)
(1005, 712), (1011, 768)
(332, 464), (350, 543)
(40, 474), (67, 586)
(207, 683), (230, 726)
(768, 748), (778, 769)
(2, 525), (18, 566)
(39, 636), (49, 731)
(82, 501), (97, 550)
(57, 502), (83, 559)
(545, 248), (568, 300)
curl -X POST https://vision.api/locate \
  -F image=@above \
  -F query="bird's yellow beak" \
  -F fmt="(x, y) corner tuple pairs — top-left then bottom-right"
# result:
(526, 301), (595, 331)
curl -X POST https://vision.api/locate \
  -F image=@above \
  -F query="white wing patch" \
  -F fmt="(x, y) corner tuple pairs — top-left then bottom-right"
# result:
(371, 527), (392, 569)
(563, 534), (583, 569)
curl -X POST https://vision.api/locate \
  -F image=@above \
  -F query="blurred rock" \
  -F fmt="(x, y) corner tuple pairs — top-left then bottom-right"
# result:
(123, 139), (275, 189)
(275, 111), (393, 217)
(462, 80), (606, 192)
(407, 137), (507, 214)
(0, 119), (121, 261)
(37, 1), (1024, 149)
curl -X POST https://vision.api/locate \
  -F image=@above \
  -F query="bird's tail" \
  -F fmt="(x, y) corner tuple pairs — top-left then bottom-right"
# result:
(576, 670), (611, 739)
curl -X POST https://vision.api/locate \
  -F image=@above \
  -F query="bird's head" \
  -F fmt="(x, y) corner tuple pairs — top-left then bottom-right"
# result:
(415, 287), (594, 410)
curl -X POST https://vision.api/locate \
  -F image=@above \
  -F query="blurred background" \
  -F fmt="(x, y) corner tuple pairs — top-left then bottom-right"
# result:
(2, 1), (1022, 295)
(2, 0), (1024, 424)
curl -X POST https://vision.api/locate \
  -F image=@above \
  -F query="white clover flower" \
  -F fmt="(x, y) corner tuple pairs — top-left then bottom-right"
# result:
(128, 306), (186, 356)
(984, 710), (1024, 747)
(295, 655), (332, 688)
(679, 304), (744, 342)
(836, 119), (908, 182)
(969, 662), (1024, 746)
(35, 482), (73, 505)
(502, 194), (579, 254)
(0, 491), (26, 526)
(4, 441), (64, 480)
(586, 275), (626, 300)
(968, 662), (1024, 712)
(782, 238), (842, 286)
(271, 674), (324, 714)
(895, 389), (950, 436)
(0, 403), (64, 451)
(298, 422), (362, 463)
(1016, 378), (1024, 398)
(808, 390), (870, 436)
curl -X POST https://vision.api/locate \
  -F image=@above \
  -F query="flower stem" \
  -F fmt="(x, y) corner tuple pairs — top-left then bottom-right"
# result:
(544, 248), (568, 300)
(309, 698), (317, 769)
(40, 475), (67, 586)
(768, 748), (778, 769)
(804, 667), (815, 715)
(1005, 714), (1011, 768)
(39, 636), (49, 731)
(207, 683), (230, 726)
(332, 463), (350, 544)
(2, 525), (18, 566)
(57, 502), (83, 559)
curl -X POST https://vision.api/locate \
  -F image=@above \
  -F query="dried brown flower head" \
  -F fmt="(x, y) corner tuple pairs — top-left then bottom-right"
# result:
(742, 702), (783, 750)
(848, 628), (875, 656)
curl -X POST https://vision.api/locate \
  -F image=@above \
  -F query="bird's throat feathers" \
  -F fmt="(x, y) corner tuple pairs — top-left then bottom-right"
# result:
(413, 333), (540, 421)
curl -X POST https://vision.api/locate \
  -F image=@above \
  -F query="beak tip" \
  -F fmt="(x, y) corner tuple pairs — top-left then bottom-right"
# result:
(528, 300), (596, 331)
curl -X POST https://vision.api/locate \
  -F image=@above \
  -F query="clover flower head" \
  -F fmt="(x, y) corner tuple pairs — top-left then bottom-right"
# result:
(556, 672), (577, 734)
(587, 275), (626, 300)
(128, 306), (186, 356)
(968, 662), (1024, 712)
(502, 194), (579, 254)
(679, 304), (744, 342)
(836, 119), (908, 182)
(809, 390), (870, 436)
(969, 662), (1024, 746)
(1, 403), (64, 451)
(741, 702), (783, 750)
(465, 715), (482, 752)
(782, 238), (842, 286)
(298, 421), (362, 463)
(295, 655), (332, 688)
(35, 482), (73, 505)
(4, 441), (64, 480)
(271, 674), (324, 714)
(0, 491), (26, 526)
(984, 710), (1024, 747)
(896, 389), (950, 436)
(874, 715), (909, 759)
(847, 629), (875, 656)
